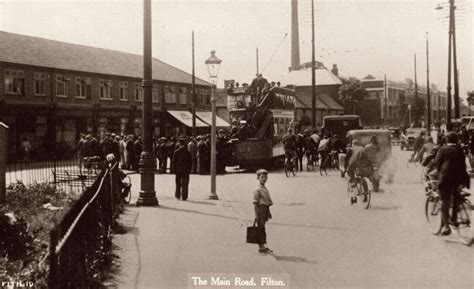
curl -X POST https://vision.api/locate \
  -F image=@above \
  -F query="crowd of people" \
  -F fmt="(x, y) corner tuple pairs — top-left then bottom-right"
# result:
(75, 130), (232, 175)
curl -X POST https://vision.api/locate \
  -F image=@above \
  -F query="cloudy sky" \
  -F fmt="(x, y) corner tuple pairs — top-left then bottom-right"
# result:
(1, 0), (472, 98)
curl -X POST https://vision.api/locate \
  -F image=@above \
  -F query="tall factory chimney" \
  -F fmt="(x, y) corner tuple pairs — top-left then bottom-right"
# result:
(290, 0), (301, 71)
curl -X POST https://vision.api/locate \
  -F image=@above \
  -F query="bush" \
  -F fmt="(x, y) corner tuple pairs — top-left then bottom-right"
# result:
(0, 182), (77, 286)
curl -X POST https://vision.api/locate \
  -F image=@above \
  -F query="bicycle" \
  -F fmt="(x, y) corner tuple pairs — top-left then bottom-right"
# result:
(347, 167), (373, 209)
(121, 175), (132, 204)
(304, 149), (317, 171)
(284, 152), (297, 177)
(425, 181), (472, 246)
(82, 156), (103, 175)
(319, 150), (339, 176)
(406, 152), (420, 168)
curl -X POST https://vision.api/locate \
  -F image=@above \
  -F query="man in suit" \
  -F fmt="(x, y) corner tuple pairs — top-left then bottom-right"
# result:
(173, 137), (192, 201)
(435, 132), (470, 235)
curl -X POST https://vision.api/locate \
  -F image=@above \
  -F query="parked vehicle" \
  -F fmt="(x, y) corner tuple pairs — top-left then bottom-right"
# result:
(321, 115), (362, 146)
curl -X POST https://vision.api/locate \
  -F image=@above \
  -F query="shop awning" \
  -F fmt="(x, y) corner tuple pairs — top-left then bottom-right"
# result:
(167, 110), (209, 127)
(195, 111), (230, 127)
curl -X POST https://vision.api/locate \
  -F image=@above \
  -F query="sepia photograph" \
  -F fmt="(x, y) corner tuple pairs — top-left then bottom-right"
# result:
(0, 0), (473, 288)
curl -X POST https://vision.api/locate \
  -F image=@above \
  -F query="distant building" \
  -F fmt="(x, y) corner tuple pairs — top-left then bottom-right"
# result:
(280, 62), (344, 130)
(360, 75), (447, 127)
(0, 31), (214, 159)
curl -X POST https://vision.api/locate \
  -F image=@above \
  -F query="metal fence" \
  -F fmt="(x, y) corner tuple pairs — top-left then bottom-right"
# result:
(6, 157), (103, 194)
(48, 164), (121, 289)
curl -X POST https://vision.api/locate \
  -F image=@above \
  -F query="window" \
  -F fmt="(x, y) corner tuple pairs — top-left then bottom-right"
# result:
(179, 87), (187, 104)
(134, 83), (143, 101)
(165, 86), (176, 103)
(99, 79), (113, 100)
(119, 81), (128, 101)
(56, 75), (69, 97)
(75, 77), (91, 98)
(4, 69), (25, 95)
(152, 84), (160, 103)
(200, 89), (210, 105)
(34, 72), (46, 96)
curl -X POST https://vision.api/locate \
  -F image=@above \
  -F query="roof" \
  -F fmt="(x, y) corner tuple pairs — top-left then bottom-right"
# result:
(279, 67), (342, 87)
(0, 31), (210, 86)
(325, 115), (361, 120)
(295, 90), (344, 111)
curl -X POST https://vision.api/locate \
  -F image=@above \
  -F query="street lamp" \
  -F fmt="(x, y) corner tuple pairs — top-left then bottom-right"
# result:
(205, 50), (222, 200)
(408, 104), (412, 127)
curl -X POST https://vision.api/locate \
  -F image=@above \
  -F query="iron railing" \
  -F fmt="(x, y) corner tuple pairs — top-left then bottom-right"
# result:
(48, 163), (121, 289)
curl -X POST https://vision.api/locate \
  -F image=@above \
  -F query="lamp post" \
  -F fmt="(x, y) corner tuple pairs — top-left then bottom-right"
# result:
(136, 0), (158, 206)
(205, 50), (222, 200)
(408, 104), (412, 127)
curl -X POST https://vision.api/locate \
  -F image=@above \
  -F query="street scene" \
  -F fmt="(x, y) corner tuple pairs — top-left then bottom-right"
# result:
(0, 0), (473, 288)
(112, 147), (473, 289)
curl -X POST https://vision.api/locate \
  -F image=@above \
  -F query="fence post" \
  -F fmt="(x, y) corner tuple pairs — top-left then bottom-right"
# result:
(49, 228), (58, 289)
(0, 122), (8, 203)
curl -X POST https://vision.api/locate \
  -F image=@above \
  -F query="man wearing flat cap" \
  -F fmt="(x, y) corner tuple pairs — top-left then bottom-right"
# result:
(173, 137), (192, 200)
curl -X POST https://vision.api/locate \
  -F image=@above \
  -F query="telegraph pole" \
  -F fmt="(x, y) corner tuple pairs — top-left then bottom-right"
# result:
(446, 0), (453, 127)
(256, 48), (259, 75)
(384, 74), (388, 125)
(192, 31), (196, 136)
(451, 0), (460, 119)
(426, 32), (431, 131)
(311, 0), (316, 128)
(414, 54), (418, 101)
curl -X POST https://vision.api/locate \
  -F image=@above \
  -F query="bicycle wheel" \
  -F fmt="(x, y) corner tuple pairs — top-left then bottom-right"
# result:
(307, 159), (314, 172)
(453, 200), (472, 245)
(357, 178), (371, 209)
(425, 195), (442, 235)
(285, 162), (290, 177)
(347, 181), (357, 205)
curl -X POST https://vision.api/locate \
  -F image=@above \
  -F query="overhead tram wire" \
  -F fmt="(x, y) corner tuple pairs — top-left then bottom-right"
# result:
(261, 33), (288, 74)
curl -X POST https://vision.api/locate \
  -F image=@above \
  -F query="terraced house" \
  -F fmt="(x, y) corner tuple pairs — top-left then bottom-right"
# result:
(0, 32), (217, 159)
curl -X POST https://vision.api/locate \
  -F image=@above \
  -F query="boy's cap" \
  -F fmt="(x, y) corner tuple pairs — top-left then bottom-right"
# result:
(256, 169), (268, 176)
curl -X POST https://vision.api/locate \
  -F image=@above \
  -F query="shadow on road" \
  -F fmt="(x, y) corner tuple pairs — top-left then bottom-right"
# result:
(185, 200), (217, 206)
(369, 205), (401, 211)
(270, 221), (353, 232)
(272, 254), (317, 264)
(158, 205), (239, 221)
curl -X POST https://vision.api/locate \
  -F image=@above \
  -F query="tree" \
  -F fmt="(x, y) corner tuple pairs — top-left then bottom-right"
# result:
(337, 77), (368, 114)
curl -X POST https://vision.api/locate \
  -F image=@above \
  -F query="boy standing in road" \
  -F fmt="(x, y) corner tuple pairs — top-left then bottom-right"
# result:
(253, 169), (273, 254)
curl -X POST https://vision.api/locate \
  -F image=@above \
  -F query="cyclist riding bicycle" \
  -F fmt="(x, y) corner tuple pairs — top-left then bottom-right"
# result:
(410, 131), (425, 163)
(303, 129), (317, 165)
(434, 132), (470, 236)
(282, 128), (297, 169)
(346, 136), (380, 203)
(317, 134), (332, 169)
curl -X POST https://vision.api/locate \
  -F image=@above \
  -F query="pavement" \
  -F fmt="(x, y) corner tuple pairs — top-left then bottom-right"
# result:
(111, 172), (290, 289)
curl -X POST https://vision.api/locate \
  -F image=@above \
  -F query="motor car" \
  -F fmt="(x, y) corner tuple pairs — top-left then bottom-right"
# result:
(342, 129), (394, 186)
(387, 127), (401, 145)
(400, 128), (425, 150)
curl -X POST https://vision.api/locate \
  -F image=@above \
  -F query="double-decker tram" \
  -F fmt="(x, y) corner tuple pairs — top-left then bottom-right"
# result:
(226, 84), (295, 170)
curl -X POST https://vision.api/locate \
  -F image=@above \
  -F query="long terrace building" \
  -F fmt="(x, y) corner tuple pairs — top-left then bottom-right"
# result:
(0, 32), (214, 159)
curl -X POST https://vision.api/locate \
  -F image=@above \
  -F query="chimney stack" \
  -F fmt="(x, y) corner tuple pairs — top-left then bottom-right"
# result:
(331, 64), (339, 76)
(290, 0), (301, 71)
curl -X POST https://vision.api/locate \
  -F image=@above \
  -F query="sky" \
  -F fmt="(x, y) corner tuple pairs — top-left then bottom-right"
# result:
(0, 0), (472, 100)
